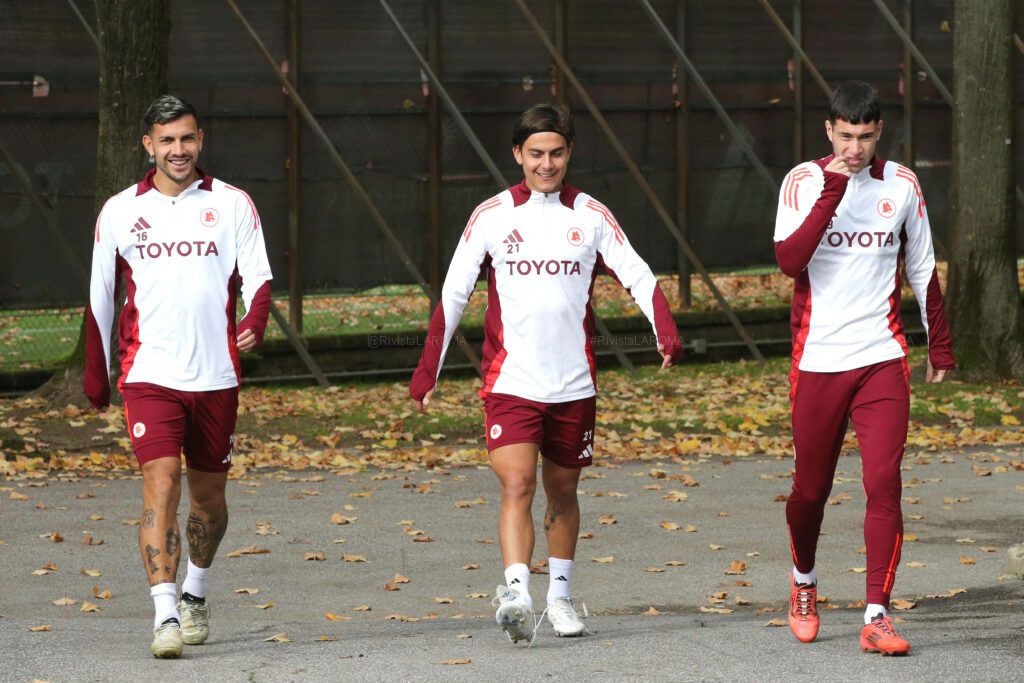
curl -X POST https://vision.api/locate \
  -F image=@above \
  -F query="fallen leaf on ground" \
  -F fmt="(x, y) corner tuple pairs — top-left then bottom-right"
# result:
(578, 532), (593, 539)
(80, 601), (99, 613)
(92, 586), (112, 599)
(342, 554), (368, 562)
(849, 567), (867, 573)
(660, 521), (681, 531)
(598, 515), (617, 525)
(462, 563), (480, 570)
(304, 552), (326, 561)
(434, 597), (453, 604)
(891, 599), (916, 610)
(440, 659), (471, 665)
(591, 556), (615, 563)
(765, 618), (787, 627)
(41, 532), (63, 543)
(235, 587), (260, 595)
(264, 633), (290, 642)
(354, 604), (371, 611)
(959, 556), (977, 565)
(325, 613), (351, 621)
(643, 607), (663, 616)
(725, 560), (747, 575)
(906, 561), (926, 568)
(413, 536), (435, 543)
(699, 606), (734, 614)
(385, 614), (420, 622)
(227, 545), (271, 558)
(318, 635), (339, 641)
(81, 533), (103, 546)
(665, 560), (685, 567)
(708, 544), (723, 551)
(466, 593), (488, 599)
(331, 513), (357, 525)
(645, 567), (665, 573)
(51, 597), (77, 606)
(29, 625), (52, 632)
(663, 491), (688, 502)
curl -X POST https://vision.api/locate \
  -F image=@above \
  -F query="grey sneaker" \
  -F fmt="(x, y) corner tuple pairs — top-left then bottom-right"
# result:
(546, 596), (587, 637)
(177, 596), (210, 645)
(492, 585), (536, 644)
(150, 618), (183, 658)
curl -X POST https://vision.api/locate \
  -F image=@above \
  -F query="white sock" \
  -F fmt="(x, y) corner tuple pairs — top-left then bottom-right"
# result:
(792, 566), (817, 586)
(865, 604), (887, 624)
(503, 563), (532, 608)
(151, 582), (179, 628)
(181, 559), (209, 599)
(547, 557), (573, 602)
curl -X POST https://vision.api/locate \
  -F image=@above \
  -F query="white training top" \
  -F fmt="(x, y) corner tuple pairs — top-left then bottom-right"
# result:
(410, 181), (680, 403)
(773, 156), (952, 373)
(85, 169), (272, 402)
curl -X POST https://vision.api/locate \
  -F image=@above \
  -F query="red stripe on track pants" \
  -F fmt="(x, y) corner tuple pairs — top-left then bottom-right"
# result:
(786, 358), (909, 607)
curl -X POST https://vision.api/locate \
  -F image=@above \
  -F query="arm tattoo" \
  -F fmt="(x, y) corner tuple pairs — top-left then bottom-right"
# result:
(142, 508), (156, 529)
(145, 544), (160, 574)
(166, 528), (180, 556)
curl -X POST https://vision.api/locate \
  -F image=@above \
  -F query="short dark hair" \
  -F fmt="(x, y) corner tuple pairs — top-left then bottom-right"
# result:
(827, 81), (881, 124)
(512, 103), (575, 149)
(143, 95), (198, 132)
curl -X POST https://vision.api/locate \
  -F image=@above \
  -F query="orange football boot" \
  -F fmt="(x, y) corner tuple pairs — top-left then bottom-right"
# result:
(860, 615), (911, 656)
(788, 575), (819, 643)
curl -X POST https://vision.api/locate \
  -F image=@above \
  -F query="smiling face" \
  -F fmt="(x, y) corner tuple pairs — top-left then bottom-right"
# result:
(142, 114), (204, 196)
(512, 131), (572, 194)
(825, 118), (882, 174)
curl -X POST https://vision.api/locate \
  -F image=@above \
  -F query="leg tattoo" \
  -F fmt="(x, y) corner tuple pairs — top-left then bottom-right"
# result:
(166, 528), (180, 556)
(186, 511), (228, 567)
(544, 501), (561, 532)
(145, 544), (160, 575)
(142, 508), (156, 529)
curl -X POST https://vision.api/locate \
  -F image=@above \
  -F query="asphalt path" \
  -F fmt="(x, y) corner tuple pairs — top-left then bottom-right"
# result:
(1, 447), (1022, 681)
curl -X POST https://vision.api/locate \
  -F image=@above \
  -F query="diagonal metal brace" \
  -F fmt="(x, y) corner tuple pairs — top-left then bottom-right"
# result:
(225, 0), (483, 378)
(515, 0), (766, 361)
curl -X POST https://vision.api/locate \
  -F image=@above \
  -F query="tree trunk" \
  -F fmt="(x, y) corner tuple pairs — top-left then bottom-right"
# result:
(37, 0), (169, 406)
(947, 0), (1024, 380)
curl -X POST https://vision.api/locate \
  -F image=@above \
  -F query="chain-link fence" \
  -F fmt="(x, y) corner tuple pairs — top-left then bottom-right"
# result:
(1, 0), (1018, 375)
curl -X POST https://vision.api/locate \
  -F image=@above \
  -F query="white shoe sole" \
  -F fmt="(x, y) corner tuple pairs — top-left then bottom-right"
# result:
(496, 603), (534, 642)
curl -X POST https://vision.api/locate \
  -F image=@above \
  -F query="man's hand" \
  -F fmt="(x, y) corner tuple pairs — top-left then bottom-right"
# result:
(236, 328), (258, 353)
(414, 389), (434, 415)
(824, 156), (852, 177)
(925, 358), (947, 384)
(658, 344), (674, 370)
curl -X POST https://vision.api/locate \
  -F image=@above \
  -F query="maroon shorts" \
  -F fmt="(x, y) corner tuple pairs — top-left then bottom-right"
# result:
(483, 392), (596, 468)
(121, 382), (239, 473)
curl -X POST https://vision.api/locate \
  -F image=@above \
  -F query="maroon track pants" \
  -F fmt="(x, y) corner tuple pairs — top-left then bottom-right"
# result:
(786, 358), (909, 606)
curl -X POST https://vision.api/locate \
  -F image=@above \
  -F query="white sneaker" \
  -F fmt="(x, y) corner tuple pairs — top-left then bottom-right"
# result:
(151, 618), (183, 658)
(492, 585), (536, 644)
(546, 596), (587, 637)
(177, 596), (210, 645)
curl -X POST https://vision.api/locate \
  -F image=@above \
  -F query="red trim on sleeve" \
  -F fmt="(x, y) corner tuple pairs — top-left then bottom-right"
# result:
(237, 280), (272, 347)
(885, 269), (909, 361)
(410, 301), (448, 401)
(788, 271), (812, 403)
(923, 269), (955, 370)
(479, 263), (507, 398)
(116, 256), (141, 393)
(226, 269), (242, 384)
(775, 160), (849, 277)
(83, 305), (111, 409)
(651, 286), (683, 362)
(583, 268), (599, 388)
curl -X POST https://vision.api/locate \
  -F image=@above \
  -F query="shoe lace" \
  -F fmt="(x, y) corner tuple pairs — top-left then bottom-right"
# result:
(872, 616), (899, 637)
(792, 585), (816, 618)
